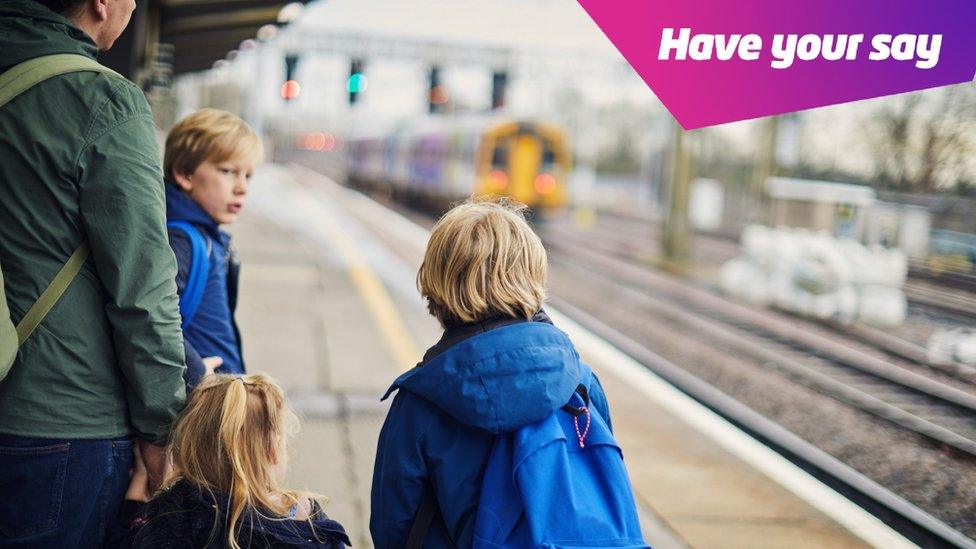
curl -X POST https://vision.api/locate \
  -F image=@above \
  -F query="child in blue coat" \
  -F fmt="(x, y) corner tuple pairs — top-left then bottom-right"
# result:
(163, 109), (263, 386)
(370, 199), (615, 548)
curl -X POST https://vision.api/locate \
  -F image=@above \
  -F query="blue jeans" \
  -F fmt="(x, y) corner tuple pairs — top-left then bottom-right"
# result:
(0, 434), (133, 548)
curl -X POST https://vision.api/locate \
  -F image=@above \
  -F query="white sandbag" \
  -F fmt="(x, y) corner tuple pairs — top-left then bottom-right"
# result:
(857, 285), (906, 327)
(719, 258), (770, 305)
(956, 334), (976, 365)
(927, 329), (957, 365)
(831, 286), (859, 325)
(741, 225), (772, 264)
(730, 224), (908, 327)
(927, 329), (976, 366)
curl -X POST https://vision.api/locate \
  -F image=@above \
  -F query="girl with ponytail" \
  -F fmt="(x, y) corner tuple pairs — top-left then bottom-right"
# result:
(120, 374), (349, 548)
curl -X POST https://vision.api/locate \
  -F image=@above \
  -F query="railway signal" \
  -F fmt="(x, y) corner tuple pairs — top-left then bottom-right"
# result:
(491, 70), (508, 110)
(428, 66), (448, 114)
(282, 54), (300, 101)
(348, 59), (366, 105)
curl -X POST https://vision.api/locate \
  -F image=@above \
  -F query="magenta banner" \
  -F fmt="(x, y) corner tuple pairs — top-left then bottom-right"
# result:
(577, 0), (976, 129)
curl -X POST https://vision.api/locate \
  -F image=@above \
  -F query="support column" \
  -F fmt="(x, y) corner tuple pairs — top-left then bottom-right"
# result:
(662, 119), (693, 272)
(751, 115), (779, 224)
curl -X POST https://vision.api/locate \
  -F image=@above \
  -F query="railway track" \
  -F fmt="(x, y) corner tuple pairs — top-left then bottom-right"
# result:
(546, 233), (976, 456)
(574, 211), (976, 321)
(548, 294), (976, 549)
(546, 214), (976, 381)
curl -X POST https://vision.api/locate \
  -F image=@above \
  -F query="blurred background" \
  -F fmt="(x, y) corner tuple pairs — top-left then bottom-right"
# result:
(99, 0), (976, 542)
(109, 0), (976, 360)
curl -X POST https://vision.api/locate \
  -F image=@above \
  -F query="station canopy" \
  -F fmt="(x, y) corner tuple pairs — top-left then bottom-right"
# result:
(159, 0), (307, 74)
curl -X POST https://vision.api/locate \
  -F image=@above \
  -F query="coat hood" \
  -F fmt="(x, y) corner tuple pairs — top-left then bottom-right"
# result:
(384, 321), (583, 434)
(0, 0), (98, 72)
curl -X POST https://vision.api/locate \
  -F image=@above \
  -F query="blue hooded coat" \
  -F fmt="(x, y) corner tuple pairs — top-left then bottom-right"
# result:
(165, 183), (244, 383)
(370, 313), (612, 548)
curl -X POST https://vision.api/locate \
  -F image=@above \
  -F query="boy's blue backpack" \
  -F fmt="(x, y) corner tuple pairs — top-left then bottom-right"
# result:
(473, 365), (649, 548)
(166, 220), (210, 330)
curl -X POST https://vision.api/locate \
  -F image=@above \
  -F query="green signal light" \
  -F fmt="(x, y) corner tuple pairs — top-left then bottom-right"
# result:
(347, 73), (367, 93)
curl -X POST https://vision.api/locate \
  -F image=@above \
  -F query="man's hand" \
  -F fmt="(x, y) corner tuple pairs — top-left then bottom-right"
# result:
(137, 438), (171, 494)
(125, 443), (150, 502)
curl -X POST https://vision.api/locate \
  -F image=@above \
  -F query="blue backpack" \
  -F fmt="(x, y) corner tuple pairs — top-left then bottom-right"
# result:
(472, 365), (649, 548)
(166, 220), (210, 330)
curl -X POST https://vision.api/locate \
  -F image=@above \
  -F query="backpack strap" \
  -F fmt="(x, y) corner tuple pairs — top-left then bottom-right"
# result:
(406, 484), (436, 549)
(15, 244), (90, 345)
(406, 483), (457, 549)
(561, 364), (594, 416)
(167, 221), (211, 330)
(0, 54), (121, 108)
(1, 54), (122, 349)
(561, 383), (590, 417)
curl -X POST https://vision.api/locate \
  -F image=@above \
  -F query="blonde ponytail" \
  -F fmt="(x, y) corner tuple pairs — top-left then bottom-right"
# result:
(167, 374), (312, 549)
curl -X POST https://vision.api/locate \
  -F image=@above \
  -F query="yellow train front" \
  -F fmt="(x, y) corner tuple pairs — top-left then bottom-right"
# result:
(474, 121), (569, 212)
(346, 116), (571, 216)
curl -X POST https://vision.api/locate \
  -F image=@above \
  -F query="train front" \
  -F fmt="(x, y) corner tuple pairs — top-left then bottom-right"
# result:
(475, 121), (570, 215)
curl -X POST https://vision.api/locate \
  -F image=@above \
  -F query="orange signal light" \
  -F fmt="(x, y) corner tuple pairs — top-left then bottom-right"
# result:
(534, 173), (556, 194)
(430, 85), (449, 105)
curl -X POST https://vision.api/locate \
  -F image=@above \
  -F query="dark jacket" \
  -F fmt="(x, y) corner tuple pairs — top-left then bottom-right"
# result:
(0, 0), (186, 444)
(165, 183), (244, 378)
(118, 479), (350, 548)
(369, 312), (612, 548)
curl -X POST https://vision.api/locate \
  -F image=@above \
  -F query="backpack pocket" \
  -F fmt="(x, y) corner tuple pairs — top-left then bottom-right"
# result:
(476, 404), (646, 547)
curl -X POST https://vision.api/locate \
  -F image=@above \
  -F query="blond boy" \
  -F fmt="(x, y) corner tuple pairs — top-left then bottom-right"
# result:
(164, 109), (262, 384)
(371, 199), (621, 547)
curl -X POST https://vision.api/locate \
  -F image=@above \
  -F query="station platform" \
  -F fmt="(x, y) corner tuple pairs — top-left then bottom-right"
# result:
(230, 163), (915, 548)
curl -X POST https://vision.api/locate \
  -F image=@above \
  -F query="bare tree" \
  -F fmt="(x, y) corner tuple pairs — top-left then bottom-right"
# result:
(868, 84), (976, 194)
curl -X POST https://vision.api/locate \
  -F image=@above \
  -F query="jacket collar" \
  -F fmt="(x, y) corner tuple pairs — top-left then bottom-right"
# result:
(421, 310), (554, 364)
(165, 181), (222, 240)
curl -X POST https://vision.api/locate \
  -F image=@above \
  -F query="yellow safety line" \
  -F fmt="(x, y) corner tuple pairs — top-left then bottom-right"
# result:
(289, 178), (421, 372)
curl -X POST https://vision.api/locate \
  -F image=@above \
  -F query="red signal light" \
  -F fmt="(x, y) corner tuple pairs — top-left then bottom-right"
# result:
(429, 85), (449, 105)
(281, 80), (301, 100)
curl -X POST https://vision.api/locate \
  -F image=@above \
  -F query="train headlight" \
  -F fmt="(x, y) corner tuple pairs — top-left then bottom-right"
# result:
(534, 173), (556, 195)
(489, 169), (508, 190)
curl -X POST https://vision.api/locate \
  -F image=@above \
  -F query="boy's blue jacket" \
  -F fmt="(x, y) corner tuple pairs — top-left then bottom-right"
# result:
(165, 183), (244, 382)
(370, 313), (612, 548)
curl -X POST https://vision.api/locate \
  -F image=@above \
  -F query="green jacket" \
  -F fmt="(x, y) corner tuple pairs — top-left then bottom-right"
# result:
(0, 0), (186, 444)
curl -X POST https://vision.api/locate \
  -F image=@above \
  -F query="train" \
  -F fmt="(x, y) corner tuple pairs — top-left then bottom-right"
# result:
(341, 115), (572, 215)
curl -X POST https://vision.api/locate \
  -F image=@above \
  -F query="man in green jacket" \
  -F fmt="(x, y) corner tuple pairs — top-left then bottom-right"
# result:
(0, 0), (187, 545)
